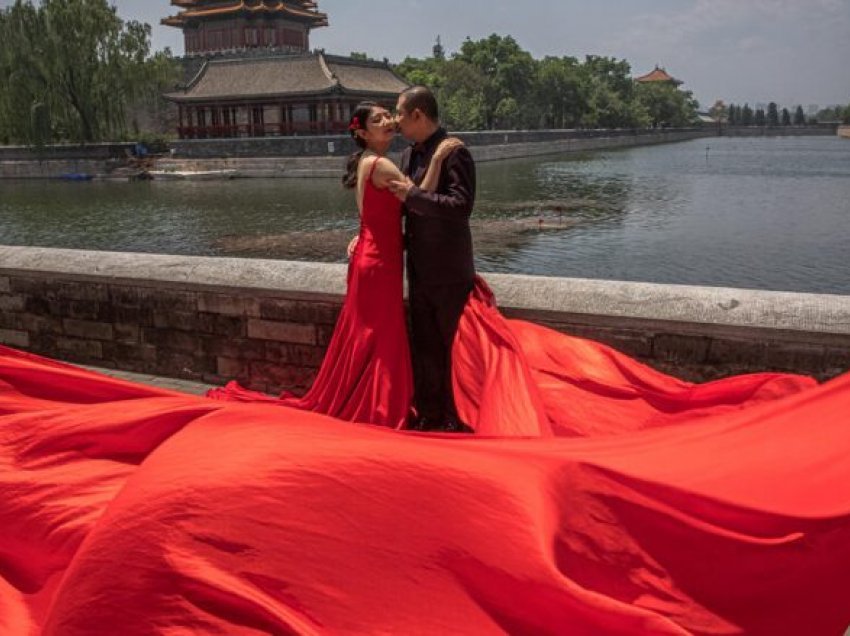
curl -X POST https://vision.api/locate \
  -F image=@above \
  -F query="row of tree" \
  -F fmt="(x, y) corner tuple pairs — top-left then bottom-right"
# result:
(390, 35), (700, 131)
(0, 0), (176, 145)
(710, 101), (850, 127)
(727, 103), (805, 127)
(815, 104), (850, 124)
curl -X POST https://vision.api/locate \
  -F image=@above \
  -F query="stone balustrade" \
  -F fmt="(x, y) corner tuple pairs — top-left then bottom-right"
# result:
(1, 246), (848, 395)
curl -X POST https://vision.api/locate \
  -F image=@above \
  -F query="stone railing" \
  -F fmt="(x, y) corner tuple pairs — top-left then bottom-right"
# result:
(1, 246), (848, 395)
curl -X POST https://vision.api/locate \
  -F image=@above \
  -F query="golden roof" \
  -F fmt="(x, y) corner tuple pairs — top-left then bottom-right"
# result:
(636, 66), (682, 85)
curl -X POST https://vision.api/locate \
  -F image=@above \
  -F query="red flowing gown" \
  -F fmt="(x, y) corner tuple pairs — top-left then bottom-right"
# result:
(2, 161), (849, 633)
(208, 159), (413, 429)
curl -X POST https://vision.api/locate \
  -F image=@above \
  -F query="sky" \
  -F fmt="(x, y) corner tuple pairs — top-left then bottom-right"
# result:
(3, 0), (849, 109)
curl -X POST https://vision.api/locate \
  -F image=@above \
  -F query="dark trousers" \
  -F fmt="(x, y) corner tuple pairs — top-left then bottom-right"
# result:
(409, 279), (473, 423)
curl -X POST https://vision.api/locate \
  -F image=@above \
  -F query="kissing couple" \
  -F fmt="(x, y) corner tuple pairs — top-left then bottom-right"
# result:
(212, 85), (479, 432)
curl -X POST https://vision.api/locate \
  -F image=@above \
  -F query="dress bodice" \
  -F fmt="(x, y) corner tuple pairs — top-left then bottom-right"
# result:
(355, 158), (404, 269)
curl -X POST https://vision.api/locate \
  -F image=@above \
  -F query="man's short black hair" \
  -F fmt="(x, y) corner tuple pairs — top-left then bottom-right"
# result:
(400, 85), (439, 122)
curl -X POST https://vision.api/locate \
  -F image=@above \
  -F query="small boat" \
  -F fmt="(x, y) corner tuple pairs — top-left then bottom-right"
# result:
(57, 173), (94, 181)
(148, 169), (239, 181)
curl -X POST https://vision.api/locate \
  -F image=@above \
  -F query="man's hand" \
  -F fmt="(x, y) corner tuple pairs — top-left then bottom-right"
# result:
(388, 177), (415, 202)
(347, 235), (359, 259)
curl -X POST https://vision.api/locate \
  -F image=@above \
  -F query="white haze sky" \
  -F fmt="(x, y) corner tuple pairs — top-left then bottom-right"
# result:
(3, 0), (849, 109)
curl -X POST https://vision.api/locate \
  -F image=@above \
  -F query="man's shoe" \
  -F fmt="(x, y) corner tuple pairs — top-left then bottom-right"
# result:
(408, 415), (441, 432)
(443, 418), (474, 434)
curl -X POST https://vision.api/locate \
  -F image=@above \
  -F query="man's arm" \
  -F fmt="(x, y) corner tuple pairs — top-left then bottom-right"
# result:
(391, 148), (475, 220)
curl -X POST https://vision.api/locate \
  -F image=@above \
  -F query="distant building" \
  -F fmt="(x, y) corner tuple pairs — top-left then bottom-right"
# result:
(635, 66), (683, 87)
(162, 0), (328, 57)
(161, 1), (408, 139)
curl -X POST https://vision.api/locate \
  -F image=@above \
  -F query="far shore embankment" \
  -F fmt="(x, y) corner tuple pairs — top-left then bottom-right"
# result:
(0, 124), (839, 180)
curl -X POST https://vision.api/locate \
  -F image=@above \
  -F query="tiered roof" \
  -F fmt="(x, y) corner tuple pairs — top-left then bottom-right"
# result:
(165, 53), (409, 103)
(162, 1), (329, 29)
(635, 66), (683, 86)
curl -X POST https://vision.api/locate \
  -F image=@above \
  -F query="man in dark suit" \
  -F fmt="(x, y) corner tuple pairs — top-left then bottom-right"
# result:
(388, 86), (476, 432)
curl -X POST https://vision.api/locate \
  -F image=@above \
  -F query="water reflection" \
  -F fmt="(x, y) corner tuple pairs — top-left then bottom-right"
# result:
(1, 137), (848, 294)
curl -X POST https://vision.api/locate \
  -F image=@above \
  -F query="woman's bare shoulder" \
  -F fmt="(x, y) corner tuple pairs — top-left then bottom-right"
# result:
(371, 156), (404, 186)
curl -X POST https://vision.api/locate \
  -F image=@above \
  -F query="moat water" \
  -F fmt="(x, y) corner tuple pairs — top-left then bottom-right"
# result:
(1, 136), (848, 294)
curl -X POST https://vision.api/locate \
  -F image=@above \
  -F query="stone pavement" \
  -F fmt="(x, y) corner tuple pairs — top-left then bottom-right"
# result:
(81, 365), (215, 396)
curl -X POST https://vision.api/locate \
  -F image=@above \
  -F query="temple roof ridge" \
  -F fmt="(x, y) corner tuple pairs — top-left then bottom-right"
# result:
(162, 0), (329, 29)
(165, 51), (409, 103)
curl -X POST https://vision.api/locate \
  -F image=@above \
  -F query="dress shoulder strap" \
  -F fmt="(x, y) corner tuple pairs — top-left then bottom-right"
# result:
(367, 155), (382, 183)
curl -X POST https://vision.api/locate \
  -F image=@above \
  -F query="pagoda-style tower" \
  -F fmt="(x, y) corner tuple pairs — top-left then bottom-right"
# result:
(162, 1), (329, 56)
(161, 0), (409, 139)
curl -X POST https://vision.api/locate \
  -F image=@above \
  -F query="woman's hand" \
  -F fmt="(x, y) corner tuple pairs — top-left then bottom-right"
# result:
(388, 177), (415, 202)
(347, 236), (359, 258)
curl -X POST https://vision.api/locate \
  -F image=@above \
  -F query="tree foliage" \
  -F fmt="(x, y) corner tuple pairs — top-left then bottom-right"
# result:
(0, 0), (177, 144)
(393, 34), (697, 131)
(767, 102), (779, 127)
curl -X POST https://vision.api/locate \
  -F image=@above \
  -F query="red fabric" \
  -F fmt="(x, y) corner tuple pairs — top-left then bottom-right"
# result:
(2, 173), (848, 633)
(454, 278), (819, 437)
(208, 158), (413, 429)
(2, 342), (850, 634)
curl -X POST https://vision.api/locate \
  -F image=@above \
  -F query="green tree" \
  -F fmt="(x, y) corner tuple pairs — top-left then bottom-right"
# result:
(438, 59), (488, 130)
(843, 103), (850, 125)
(781, 107), (791, 126)
(581, 56), (649, 129)
(754, 108), (766, 126)
(741, 104), (754, 126)
(0, 0), (176, 144)
(533, 56), (587, 128)
(455, 34), (537, 129)
(635, 82), (698, 128)
(393, 33), (696, 132)
(395, 55), (443, 89)
(767, 102), (779, 127)
(794, 105), (806, 125)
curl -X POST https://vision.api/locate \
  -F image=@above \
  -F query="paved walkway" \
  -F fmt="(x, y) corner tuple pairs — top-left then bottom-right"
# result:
(81, 365), (215, 396)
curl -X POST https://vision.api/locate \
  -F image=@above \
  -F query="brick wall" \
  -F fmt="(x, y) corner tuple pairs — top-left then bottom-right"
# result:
(0, 273), (341, 395)
(1, 247), (848, 393)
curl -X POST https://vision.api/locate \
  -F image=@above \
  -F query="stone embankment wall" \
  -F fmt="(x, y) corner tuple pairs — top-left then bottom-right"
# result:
(1, 129), (710, 179)
(1, 246), (848, 395)
(157, 128), (710, 178)
(0, 143), (136, 179)
(722, 124), (839, 137)
(3, 126), (839, 179)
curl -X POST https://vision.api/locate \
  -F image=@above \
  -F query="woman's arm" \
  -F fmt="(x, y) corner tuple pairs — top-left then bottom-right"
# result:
(370, 157), (406, 190)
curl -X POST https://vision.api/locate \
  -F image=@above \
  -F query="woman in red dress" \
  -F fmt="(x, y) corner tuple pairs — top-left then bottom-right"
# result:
(208, 103), (414, 428)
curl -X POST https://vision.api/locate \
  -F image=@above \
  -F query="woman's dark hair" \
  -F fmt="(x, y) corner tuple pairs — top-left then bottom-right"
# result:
(342, 101), (378, 189)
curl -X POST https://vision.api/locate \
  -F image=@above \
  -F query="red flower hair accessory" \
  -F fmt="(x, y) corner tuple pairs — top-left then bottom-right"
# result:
(349, 116), (361, 132)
